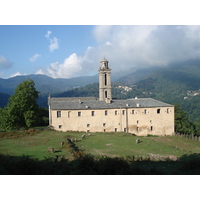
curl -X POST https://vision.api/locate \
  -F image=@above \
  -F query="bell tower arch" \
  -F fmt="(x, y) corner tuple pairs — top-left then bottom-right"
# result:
(99, 58), (112, 101)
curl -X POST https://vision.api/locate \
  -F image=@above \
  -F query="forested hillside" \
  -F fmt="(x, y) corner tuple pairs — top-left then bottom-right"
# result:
(0, 92), (10, 108)
(0, 74), (99, 95)
(1, 59), (200, 122)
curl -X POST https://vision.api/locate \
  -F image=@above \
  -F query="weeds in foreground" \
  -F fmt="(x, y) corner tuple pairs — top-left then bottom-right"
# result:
(1, 153), (200, 175)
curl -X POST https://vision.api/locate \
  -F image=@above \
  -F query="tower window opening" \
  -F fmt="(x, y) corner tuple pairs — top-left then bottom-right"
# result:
(105, 91), (107, 98)
(105, 74), (107, 85)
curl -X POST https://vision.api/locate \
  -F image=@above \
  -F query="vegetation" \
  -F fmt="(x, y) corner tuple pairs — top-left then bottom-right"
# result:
(1, 129), (200, 174)
(0, 79), (48, 130)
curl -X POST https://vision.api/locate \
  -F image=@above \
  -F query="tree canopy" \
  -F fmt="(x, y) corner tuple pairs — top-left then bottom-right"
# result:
(174, 104), (195, 134)
(0, 79), (40, 130)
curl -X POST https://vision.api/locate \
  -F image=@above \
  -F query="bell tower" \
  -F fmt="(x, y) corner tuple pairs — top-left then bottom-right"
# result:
(99, 58), (112, 101)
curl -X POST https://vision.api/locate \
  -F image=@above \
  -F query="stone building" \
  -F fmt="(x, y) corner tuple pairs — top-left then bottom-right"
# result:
(48, 58), (174, 136)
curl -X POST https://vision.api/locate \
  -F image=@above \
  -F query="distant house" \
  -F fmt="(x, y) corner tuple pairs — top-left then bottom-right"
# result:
(48, 58), (174, 136)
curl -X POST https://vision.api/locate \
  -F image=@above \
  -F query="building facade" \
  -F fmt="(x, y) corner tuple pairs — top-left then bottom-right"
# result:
(48, 59), (174, 136)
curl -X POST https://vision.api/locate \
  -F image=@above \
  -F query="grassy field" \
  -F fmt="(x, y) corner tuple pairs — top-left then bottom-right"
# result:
(1, 129), (200, 174)
(0, 129), (200, 160)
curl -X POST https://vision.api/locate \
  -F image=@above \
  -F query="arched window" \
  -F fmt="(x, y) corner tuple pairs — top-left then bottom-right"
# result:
(105, 91), (107, 98)
(157, 109), (161, 114)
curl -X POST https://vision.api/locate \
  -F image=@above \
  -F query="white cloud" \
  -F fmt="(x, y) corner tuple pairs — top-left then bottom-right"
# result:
(10, 72), (26, 78)
(93, 25), (113, 43)
(29, 53), (41, 62)
(0, 55), (13, 68)
(105, 41), (112, 46)
(38, 25), (200, 79)
(37, 53), (85, 78)
(45, 30), (59, 53)
(45, 30), (52, 39)
(49, 37), (59, 52)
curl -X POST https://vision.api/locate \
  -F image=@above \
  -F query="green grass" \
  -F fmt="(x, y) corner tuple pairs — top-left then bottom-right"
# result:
(1, 129), (200, 174)
(1, 129), (200, 161)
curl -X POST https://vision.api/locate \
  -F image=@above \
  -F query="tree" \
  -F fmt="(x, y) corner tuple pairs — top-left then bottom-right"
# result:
(0, 79), (39, 130)
(194, 119), (200, 136)
(174, 104), (195, 134)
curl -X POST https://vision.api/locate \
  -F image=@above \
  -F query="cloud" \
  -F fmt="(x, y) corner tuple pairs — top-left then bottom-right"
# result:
(49, 37), (59, 52)
(45, 30), (52, 39)
(10, 72), (26, 78)
(37, 53), (87, 78)
(38, 25), (200, 79)
(29, 53), (41, 62)
(45, 30), (59, 53)
(93, 25), (113, 43)
(0, 55), (13, 68)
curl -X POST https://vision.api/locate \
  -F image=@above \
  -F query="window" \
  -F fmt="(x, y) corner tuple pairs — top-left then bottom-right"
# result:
(157, 109), (161, 114)
(124, 128), (127, 132)
(122, 110), (125, 115)
(115, 128), (117, 132)
(166, 108), (170, 113)
(104, 129), (106, 132)
(68, 111), (70, 118)
(115, 110), (118, 115)
(105, 91), (107, 98)
(105, 110), (108, 116)
(87, 124), (90, 127)
(136, 127), (139, 132)
(150, 126), (153, 131)
(144, 109), (147, 114)
(137, 120), (139, 124)
(78, 111), (81, 117)
(91, 111), (95, 116)
(103, 123), (106, 126)
(105, 74), (107, 85)
(132, 110), (135, 114)
(59, 125), (62, 129)
(57, 111), (61, 118)
(150, 120), (152, 123)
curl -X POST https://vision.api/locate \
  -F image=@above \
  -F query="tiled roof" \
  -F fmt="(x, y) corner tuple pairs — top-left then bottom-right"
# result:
(49, 97), (173, 110)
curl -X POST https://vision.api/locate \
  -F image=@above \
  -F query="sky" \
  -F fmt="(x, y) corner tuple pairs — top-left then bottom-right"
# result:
(1, 25), (200, 79)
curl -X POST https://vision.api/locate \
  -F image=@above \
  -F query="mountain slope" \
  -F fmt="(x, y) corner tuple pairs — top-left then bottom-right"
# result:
(0, 92), (10, 108)
(136, 60), (200, 95)
(118, 67), (161, 85)
(0, 74), (99, 95)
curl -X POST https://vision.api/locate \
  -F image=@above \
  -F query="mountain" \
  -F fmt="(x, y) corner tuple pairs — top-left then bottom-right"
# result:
(118, 67), (161, 85)
(0, 92), (10, 108)
(135, 60), (200, 94)
(0, 74), (99, 109)
(0, 74), (99, 95)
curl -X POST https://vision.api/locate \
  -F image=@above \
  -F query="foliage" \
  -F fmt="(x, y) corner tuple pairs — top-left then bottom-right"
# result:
(174, 104), (195, 134)
(0, 79), (39, 130)
(1, 152), (200, 175)
(194, 119), (200, 136)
